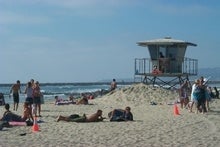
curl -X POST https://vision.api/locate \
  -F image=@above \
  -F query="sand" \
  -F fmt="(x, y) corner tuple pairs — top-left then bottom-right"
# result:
(1, 83), (220, 147)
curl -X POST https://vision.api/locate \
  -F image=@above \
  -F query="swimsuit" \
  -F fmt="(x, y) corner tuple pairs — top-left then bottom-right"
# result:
(13, 92), (19, 103)
(69, 115), (86, 122)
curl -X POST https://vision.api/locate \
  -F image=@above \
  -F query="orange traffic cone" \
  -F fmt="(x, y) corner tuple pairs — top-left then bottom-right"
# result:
(173, 104), (180, 115)
(32, 116), (39, 132)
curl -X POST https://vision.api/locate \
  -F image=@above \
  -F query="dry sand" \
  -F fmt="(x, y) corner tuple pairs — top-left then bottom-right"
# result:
(1, 83), (220, 147)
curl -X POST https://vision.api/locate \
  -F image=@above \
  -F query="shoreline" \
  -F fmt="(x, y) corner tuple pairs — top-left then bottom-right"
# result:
(1, 83), (220, 146)
(1, 80), (220, 86)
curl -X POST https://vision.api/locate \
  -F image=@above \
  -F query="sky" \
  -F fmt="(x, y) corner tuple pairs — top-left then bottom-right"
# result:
(0, 0), (220, 83)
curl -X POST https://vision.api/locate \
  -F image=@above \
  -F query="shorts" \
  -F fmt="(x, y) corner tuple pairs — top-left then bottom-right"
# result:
(25, 97), (33, 105)
(13, 93), (19, 103)
(33, 97), (41, 104)
(69, 115), (86, 122)
(196, 98), (206, 110)
(69, 114), (80, 119)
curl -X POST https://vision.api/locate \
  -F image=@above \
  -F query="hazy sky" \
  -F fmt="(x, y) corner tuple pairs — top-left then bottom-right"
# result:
(0, 0), (219, 83)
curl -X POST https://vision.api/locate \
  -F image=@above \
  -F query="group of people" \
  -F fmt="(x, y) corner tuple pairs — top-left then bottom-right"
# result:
(56, 106), (133, 123)
(179, 76), (219, 114)
(0, 102), (33, 122)
(54, 78), (118, 106)
(7, 79), (43, 120)
(54, 78), (133, 123)
(1, 78), (133, 124)
(54, 94), (90, 105)
(54, 95), (76, 105)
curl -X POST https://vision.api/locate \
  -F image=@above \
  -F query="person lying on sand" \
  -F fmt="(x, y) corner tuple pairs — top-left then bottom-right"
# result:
(54, 96), (76, 105)
(56, 110), (105, 122)
(108, 106), (133, 121)
(0, 103), (33, 122)
(54, 96), (62, 104)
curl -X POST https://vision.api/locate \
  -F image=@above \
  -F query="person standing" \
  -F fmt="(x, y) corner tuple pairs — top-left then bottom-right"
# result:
(33, 81), (42, 117)
(9, 80), (21, 111)
(179, 80), (190, 109)
(214, 87), (219, 99)
(195, 79), (207, 114)
(24, 82), (34, 110)
(110, 79), (117, 91)
(189, 79), (199, 112)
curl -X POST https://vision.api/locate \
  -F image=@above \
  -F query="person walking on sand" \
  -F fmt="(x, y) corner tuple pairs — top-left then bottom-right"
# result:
(9, 80), (21, 111)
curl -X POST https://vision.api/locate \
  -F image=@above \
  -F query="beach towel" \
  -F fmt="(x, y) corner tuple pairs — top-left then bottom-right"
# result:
(8, 120), (33, 126)
(9, 121), (27, 126)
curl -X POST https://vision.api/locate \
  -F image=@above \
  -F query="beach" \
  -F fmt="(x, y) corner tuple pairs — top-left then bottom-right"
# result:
(1, 83), (220, 147)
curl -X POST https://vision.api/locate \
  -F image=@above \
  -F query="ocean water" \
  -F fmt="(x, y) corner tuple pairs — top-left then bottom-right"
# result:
(1, 81), (219, 105)
(0, 82), (131, 104)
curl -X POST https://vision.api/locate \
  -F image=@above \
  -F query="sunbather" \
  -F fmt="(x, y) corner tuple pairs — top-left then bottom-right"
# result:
(54, 96), (76, 105)
(56, 110), (105, 122)
(108, 106), (133, 121)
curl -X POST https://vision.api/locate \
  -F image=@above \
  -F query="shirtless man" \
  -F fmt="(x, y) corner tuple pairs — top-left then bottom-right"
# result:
(56, 110), (105, 122)
(9, 80), (21, 111)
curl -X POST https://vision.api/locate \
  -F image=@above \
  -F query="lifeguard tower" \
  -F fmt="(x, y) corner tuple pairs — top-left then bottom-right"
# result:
(134, 37), (198, 88)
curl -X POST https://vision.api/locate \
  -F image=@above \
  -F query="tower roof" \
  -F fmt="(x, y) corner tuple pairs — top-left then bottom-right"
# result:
(137, 37), (197, 47)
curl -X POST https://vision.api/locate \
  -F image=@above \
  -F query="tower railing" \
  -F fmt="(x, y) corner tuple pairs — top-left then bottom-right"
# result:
(134, 57), (198, 76)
